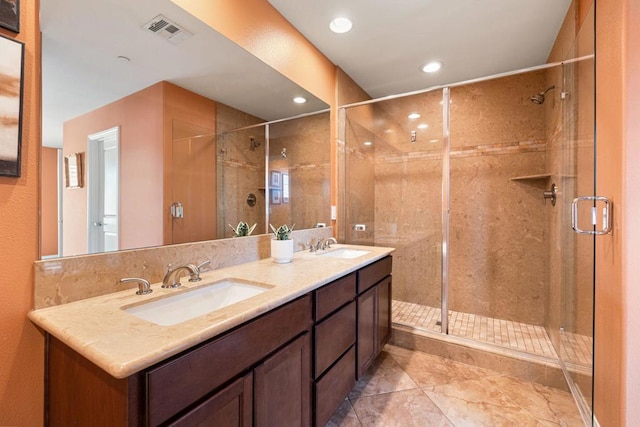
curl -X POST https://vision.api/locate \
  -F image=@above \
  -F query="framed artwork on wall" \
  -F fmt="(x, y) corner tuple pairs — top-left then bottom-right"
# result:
(64, 153), (84, 188)
(270, 170), (281, 188)
(271, 189), (282, 205)
(0, 33), (24, 177)
(0, 0), (19, 33)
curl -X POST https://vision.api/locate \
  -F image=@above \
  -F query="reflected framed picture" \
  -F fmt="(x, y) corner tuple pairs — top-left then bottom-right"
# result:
(271, 189), (282, 205)
(270, 170), (281, 188)
(0, 0), (19, 33)
(64, 152), (84, 188)
(0, 33), (24, 177)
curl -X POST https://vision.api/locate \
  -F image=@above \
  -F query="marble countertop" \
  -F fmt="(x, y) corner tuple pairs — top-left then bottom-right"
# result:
(29, 244), (394, 379)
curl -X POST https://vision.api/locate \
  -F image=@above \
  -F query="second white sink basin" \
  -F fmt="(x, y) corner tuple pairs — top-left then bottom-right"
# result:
(123, 279), (272, 326)
(319, 248), (370, 259)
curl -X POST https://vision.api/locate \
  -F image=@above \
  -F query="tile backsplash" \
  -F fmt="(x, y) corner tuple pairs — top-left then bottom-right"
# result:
(34, 228), (333, 309)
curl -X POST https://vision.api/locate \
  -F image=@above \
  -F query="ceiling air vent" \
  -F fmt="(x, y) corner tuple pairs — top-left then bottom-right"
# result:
(143, 14), (193, 45)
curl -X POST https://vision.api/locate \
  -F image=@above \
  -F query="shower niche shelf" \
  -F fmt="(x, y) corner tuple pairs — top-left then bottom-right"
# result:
(510, 173), (552, 181)
(510, 173), (551, 188)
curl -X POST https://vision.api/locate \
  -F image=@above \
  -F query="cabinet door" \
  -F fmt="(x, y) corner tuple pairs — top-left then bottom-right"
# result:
(357, 285), (377, 378)
(377, 276), (392, 350)
(254, 333), (311, 427)
(169, 374), (252, 427)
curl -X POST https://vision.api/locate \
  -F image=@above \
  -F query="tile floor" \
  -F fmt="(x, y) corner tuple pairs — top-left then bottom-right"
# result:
(327, 344), (585, 427)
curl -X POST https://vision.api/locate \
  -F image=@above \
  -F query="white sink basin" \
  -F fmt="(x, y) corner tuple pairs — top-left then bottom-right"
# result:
(123, 279), (271, 326)
(319, 248), (370, 259)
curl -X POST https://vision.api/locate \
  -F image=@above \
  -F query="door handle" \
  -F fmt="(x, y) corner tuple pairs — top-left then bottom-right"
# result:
(571, 196), (612, 235)
(171, 202), (184, 219)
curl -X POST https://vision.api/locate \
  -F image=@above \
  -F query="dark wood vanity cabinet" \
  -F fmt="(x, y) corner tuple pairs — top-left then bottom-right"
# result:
(313, 273), (357, 427)
(48, 295), (312, 427)
(46, 255), (392, 427)
(356, 256), (392, 378)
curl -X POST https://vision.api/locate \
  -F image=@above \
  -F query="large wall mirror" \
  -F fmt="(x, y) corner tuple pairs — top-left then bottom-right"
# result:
(40, 0), (330, 258)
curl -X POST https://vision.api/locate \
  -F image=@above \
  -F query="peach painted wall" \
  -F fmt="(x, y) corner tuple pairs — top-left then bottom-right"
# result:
(41, 146), (59, 256)
(623, 1), (640, 422)
(0, 0), (44, 425)
(171, 0), (335, 107)
(595, 0), (640, 424)
(163, 82), (217, 245)
(63, 83), (164, 256)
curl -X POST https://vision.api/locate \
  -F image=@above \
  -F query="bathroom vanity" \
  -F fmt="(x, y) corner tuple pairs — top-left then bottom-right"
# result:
(30, 246), (393, 426)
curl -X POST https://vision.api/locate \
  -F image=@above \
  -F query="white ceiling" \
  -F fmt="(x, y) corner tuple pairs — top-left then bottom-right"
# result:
(41, 0), (571, 147)
(41, 0), (328, 147)
(268, 0), (572, 99)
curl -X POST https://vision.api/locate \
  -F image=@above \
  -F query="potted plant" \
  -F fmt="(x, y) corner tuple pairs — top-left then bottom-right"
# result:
(269, 223), (295, 263)
(229, 221), (257, 237)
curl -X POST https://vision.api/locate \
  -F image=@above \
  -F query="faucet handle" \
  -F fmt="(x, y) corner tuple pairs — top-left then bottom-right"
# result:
(196, 260), (211, 270)
(188, 260), (210, 282)
(120, 277), (152, 295)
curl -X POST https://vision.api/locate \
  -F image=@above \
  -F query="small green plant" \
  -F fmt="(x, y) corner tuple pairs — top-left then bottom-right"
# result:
(270, 223), (295, 240)
(229, 221), (257, 237)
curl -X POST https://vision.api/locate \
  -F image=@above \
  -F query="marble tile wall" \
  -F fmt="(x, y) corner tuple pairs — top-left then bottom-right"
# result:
(269, 112), (331, 230)
(33, 227), (333, 309)
(216, 103), (267, 238)
(345, 71), (549, 325)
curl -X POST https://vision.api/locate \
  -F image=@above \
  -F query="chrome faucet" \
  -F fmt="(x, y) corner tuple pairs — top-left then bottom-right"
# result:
(320, 237), (338, 250)
(162, 264), (199, 288)
(120, 277), (152, 295)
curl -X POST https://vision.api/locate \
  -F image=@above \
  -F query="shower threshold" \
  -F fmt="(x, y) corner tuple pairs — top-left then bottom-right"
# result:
(392, 300), (561, 361)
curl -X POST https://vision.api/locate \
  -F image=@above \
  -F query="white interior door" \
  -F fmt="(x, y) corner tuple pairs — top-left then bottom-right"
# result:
(88, 127), (119, 253)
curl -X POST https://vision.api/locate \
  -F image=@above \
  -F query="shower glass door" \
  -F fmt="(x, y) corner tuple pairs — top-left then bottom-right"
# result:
(342, 89), (444, 333)
(557, 5), (595, 422)
(447, 69), (552, 354)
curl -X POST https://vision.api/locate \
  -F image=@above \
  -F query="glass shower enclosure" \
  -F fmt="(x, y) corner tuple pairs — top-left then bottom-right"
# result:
(339, 56), (595, 424)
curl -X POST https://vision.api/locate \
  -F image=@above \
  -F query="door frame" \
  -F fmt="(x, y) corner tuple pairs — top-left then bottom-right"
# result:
(87, 126), (120, 253)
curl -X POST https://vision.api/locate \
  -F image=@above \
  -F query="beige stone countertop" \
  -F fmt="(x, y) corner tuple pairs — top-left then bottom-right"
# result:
(28, 244), (394, 379)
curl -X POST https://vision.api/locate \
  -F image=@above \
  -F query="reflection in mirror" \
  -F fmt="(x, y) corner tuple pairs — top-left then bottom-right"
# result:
(268, 111), (331, 231)
(217, 110), (331, 239)
(39, 0), (331, 259)
(171, 120), (216, 245)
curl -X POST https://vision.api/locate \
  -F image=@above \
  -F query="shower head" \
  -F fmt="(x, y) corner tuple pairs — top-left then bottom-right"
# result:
(530, 86), (555, 105)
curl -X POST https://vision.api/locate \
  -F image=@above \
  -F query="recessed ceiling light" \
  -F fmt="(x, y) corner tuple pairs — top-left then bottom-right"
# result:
(293, 96), (307, 104)
(418, 123), (429, 129)
(422, 61), (443, 73)
(330, 17), (353, 34)
(408, 113), (421, 119)
(364, 141), (373, 146)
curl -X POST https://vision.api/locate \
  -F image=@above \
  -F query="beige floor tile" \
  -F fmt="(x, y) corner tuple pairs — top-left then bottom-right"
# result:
(424, 378), (544, 427)
(348, 351), (419, 399)
(326, 399), (362, 427)
(385, 344), (500, 387)
(351, 389), (454, 427)
(484, 375), (584, 426)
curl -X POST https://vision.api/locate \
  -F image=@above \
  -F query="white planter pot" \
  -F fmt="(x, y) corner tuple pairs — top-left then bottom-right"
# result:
(271, 239), (294, 264)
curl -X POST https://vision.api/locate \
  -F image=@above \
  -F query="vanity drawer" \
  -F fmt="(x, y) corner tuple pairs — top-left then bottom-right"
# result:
(314, 300), (356, 377)
(314, 346), (356, 427)
(357, 256), (392, 293)
(314, 273), (356, 321)
(146, 295), (312, 426)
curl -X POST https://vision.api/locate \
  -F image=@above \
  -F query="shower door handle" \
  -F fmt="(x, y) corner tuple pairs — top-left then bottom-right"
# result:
(571, 196), (612, 235)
